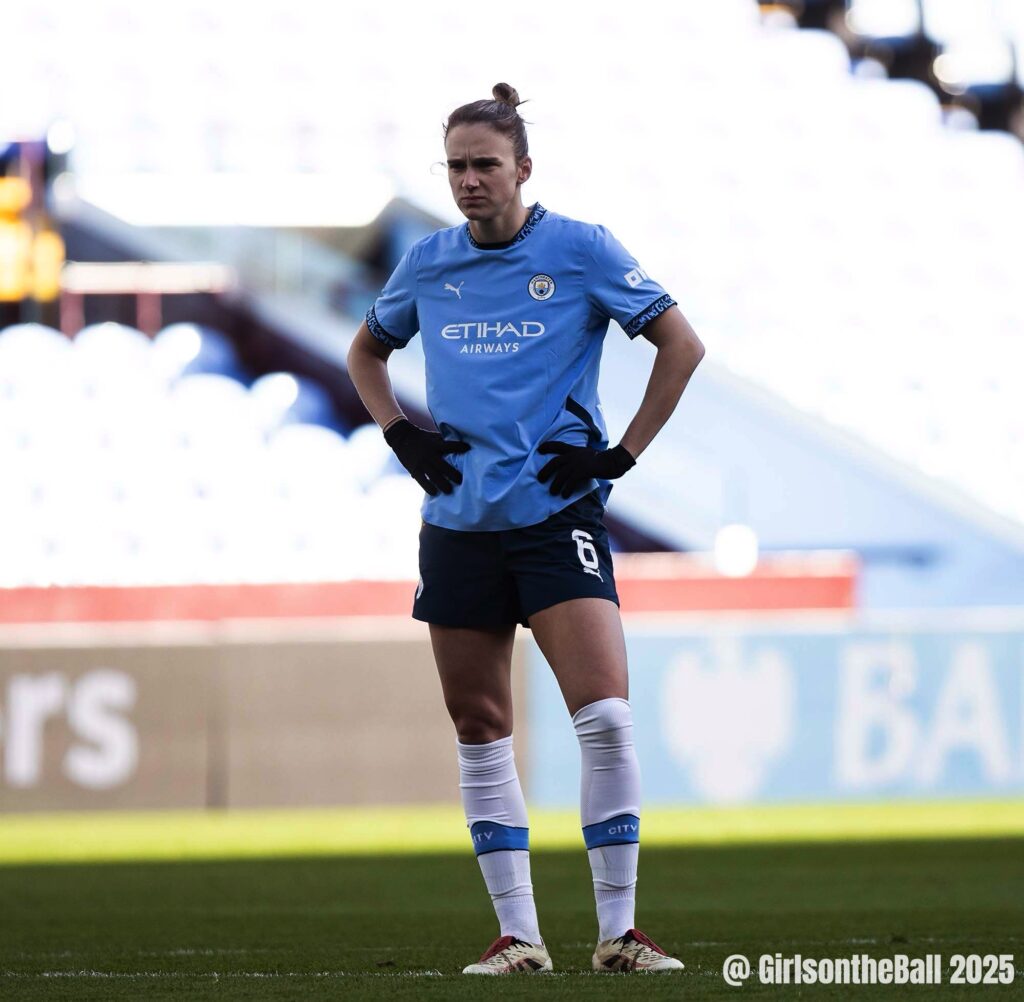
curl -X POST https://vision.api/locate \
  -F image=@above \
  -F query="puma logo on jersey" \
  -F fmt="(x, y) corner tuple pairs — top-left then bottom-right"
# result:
(444, 281), (464, 299)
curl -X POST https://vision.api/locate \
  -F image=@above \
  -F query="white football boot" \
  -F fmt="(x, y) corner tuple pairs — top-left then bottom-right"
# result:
(462, 934), (553, 974)
(592, 928), (684, 972)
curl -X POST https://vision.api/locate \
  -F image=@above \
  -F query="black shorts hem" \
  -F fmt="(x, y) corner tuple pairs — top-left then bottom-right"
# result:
(521, 591), (620, 624)
(413, 587), (620, 631)
(411, 609), (529, 630)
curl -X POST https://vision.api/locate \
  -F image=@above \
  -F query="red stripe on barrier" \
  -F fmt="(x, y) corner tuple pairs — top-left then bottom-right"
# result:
(0, 553), (857, 624)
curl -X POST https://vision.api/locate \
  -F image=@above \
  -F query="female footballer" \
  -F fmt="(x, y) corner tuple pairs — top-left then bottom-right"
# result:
(347, 83), (705, 975)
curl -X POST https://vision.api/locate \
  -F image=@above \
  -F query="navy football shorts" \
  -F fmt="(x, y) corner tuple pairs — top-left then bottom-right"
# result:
(412, 490), (620, 629)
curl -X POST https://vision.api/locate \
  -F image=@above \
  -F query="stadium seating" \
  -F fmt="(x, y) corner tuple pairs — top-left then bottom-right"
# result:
(0, 322), (417, 586)
(3, 0), (1022, 540)
(250, 372), (349, 434)
(152, 322), (245, 382)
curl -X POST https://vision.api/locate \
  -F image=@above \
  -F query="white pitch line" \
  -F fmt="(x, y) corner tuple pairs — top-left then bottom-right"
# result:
(688, 936), (1023, 948)
(4, 970), (447, 979)
(12, 969), (1024, 982)
(3, 970), (649, 980)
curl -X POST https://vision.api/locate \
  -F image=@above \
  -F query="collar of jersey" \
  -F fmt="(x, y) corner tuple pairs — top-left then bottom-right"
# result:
(466, 202), (546, 251)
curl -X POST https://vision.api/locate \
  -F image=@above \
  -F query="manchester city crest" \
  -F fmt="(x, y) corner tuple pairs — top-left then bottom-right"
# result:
(528, 274), (555, 301)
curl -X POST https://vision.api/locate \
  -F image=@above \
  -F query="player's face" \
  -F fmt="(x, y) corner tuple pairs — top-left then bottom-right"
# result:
(445, 122), (531, 221)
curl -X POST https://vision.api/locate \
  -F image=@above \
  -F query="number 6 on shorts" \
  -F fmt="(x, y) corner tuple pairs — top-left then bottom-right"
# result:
(572, 529), (603, 580)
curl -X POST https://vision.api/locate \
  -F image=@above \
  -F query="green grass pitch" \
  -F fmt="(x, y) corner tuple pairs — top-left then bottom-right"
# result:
(2, 806), (1023, 999)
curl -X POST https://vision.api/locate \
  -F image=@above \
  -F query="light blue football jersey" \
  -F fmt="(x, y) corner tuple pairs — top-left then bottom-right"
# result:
(366, 203), (675, 531)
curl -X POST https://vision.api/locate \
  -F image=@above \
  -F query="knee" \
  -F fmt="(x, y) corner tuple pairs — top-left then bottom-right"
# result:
(455, 721), (511, 744)
(572, 696), (633, 745)
(449, 703), (512, 745)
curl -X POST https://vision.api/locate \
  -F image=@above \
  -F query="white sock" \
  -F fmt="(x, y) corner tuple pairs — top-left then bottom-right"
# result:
(457, 735), (542, 945)
(588, 843), (639, 942)
(573, 697), (641, 942)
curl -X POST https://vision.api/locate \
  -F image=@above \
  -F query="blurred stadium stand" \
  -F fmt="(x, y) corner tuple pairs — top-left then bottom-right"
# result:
(2, 0), (1023, 609)
(0, 320), (429, 585)
(765, 0), (1024, 133)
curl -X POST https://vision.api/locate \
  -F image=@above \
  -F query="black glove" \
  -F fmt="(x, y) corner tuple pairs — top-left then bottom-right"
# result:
(384, 418), (470, 496)
(536, 441), (636, 498)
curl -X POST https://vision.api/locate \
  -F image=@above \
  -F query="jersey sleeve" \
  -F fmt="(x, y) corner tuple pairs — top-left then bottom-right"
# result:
(365, 245), (419, 349)
(584, 225), (676, 340)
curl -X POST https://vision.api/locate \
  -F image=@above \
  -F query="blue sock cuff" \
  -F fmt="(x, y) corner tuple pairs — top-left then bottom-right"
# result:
(469, 820), (529, 855)
(583, 813), (640, 849)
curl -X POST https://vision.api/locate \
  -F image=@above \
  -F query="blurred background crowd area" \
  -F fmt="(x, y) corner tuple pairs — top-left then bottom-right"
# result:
(1, 0), (1023, 604)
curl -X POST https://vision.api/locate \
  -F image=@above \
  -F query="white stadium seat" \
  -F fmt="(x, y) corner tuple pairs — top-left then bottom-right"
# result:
(0, 316), (424, 584)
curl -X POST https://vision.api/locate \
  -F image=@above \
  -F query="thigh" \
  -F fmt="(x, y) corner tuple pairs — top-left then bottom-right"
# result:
(528, 597), (628, 717)
(429, 622), (518, 743)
